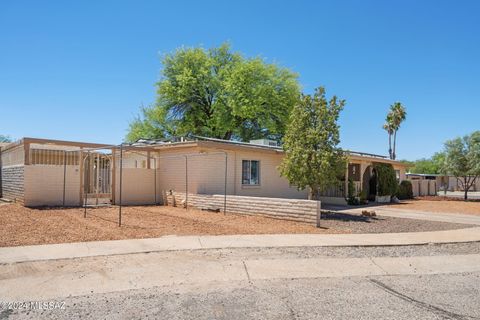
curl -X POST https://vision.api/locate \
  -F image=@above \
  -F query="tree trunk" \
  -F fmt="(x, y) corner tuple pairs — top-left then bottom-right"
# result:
(463, 176), (470, 200)
(388, 133), (392, 159)
(392, 130), (397, 160)
(308, 187), (317, 200)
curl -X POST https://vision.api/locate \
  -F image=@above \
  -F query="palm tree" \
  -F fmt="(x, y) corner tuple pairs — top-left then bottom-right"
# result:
(383, 102), (406, 160)
(383, 115), (394, 159)
(391, 102), (406, 160)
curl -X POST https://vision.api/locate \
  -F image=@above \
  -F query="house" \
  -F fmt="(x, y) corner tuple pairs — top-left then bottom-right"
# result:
(0, 136), (407, 206)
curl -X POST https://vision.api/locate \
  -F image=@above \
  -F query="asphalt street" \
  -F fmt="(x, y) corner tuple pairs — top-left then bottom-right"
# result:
(2, 243), (480, 320)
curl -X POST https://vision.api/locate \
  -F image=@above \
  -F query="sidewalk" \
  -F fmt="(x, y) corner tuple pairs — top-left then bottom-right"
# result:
(1, 227), (480, 264)
(2, 250), (480, 301)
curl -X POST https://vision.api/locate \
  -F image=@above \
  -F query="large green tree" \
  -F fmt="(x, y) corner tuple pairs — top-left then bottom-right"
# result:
(280, 87), (346, 200)
(383, 102), (407, 160)
(441, 131), (480, 200)
(127, 44), (300, 142)
(403, 152), (446, 174)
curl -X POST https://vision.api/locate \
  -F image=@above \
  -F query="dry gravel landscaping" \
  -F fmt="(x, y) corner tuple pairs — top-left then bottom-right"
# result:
(0, 203), (474, 247)
(389, 199), (480, 215)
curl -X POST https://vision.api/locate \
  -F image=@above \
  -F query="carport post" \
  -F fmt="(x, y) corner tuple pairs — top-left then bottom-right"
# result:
(224, 153), (227, 215)
(84, 151), (90, 218)
(118, 144), (123, 227)
(62, 150), (67, 206)
(316, 201), (321, 228)
(185, 155), (188, 210)
(154, 157), (157, 205)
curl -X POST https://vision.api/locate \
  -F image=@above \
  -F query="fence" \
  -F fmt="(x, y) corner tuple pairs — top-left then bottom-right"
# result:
(410, 180), (437, 197)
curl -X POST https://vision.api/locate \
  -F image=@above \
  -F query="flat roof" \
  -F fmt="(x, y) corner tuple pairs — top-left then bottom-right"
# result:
(2, 136), (407, 166)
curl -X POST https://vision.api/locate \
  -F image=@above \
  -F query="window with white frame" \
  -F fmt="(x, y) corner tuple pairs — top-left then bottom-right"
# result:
(242, 160), (260, 185)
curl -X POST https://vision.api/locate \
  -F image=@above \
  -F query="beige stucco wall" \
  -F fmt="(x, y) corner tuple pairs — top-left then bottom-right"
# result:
(113, 168), (157, 205)
(228, 149), (307, 199)
(24, 165), (81, 206)
(155, 146), (408, 204)
(156, 146), (307, 200)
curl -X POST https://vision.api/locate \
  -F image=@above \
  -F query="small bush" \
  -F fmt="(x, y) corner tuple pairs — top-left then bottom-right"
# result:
(374, 163), (398, 196)
(396, 180), (413, 200)
(359, 189), (369, 204)
(346, 178), (360, 205)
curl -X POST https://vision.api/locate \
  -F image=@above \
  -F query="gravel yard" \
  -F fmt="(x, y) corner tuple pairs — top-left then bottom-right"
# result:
(0, 203), (474, 247)
(389, 199), (480, 215)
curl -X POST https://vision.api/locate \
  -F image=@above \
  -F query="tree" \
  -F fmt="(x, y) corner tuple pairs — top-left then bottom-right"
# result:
(127, 43), (300, 142)
(383, 102), (406, 160)
(0, 135), (11, 143)
(126, 102), (178, 142)
(441, 131), (480, 200)
(383, 114), (394, 160)
(405, 152), (446, 174)
(280, 87), (347, 200)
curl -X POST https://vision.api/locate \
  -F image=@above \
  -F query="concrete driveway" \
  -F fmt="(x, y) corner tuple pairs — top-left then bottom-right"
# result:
(322, 203), (480, 225)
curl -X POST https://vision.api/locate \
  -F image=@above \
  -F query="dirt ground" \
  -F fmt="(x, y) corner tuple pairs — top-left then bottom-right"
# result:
(0, 203), (473, 247)
(390, 200), (480, 215)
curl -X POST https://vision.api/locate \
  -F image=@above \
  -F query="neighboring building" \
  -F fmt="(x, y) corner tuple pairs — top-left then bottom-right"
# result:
(407, 173), (480, 193)
(0, 136), (407, 206)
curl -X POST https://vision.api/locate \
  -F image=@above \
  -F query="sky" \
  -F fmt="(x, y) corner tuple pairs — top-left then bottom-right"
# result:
(0, 0), (479, 160)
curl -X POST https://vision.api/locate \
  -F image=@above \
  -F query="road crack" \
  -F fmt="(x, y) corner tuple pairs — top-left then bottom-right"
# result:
(369, 278), (479, 320)
(242, 260), (251, 283)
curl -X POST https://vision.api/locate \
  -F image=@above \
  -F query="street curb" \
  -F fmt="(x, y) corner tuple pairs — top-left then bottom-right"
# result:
(1, 227), (480, 265)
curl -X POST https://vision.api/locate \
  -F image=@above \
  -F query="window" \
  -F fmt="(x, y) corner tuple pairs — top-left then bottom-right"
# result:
(242, 160), (260, 185)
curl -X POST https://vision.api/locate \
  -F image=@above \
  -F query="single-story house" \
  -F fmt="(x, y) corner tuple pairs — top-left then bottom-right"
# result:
(0, 136), (407, 207)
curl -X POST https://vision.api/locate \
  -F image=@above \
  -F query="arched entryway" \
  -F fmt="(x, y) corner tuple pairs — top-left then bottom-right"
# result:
(362, 165), (377, 201)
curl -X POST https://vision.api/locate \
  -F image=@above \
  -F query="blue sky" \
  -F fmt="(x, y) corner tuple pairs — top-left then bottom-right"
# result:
(0, 0), (478, 160)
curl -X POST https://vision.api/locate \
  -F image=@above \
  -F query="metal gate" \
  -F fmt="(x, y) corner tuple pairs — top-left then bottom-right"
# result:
(83, 152), (112, 206)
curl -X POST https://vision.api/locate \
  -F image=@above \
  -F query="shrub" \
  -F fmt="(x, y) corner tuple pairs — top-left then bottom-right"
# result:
(396, 180), (413, 200)
(346, 178), (360, 205)
(359, 189), (368, 204)
(374, 163), (398, 196)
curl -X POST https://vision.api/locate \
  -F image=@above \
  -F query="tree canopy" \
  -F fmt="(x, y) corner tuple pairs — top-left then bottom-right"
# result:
(0, 135), (11, 143)
(127, 44), (300, 142)
(383, 102), (406, 160)
(402, 152), (445, 174)
(441, 131), (480, 200)
(279, 87), (346, 200)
